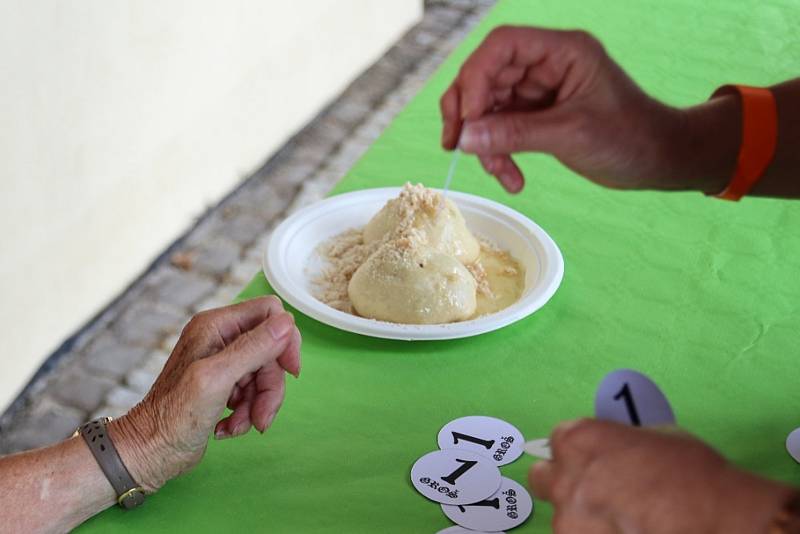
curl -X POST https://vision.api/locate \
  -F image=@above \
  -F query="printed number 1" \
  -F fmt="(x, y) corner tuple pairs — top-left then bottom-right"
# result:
(458, 497), (500, 513)
(452, 432), (495, 450)
(441, 458), (478, 485)
(613, 383), (641, 426)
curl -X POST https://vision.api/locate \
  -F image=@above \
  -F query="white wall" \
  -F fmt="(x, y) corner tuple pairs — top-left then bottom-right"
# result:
(0, 1), (422, 411)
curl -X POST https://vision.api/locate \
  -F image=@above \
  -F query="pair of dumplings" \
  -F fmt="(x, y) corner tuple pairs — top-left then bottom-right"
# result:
(348, 187), (481, 324)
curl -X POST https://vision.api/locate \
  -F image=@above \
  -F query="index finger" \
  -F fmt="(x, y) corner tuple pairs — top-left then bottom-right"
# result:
(440, 82), (461, 150)
(206, 295), (285, 346)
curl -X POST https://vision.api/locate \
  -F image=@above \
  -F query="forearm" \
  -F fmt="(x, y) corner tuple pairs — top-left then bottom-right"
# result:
(655, 78), (800, 198)
(0, 436), (116, 533)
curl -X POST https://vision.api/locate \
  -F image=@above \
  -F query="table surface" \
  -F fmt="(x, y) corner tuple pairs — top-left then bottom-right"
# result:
(81, 0), (800, 531)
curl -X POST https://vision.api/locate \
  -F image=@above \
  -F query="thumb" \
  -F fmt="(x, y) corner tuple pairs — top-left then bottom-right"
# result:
(206, 312), (294, 389)
(459, 110), (564, 156)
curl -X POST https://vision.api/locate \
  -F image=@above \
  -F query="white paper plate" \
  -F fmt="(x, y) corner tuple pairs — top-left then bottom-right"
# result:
(263, 188), (563, 340)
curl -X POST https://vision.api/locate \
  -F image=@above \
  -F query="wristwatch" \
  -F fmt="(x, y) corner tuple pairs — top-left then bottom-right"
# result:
(74, 417), (146, 509)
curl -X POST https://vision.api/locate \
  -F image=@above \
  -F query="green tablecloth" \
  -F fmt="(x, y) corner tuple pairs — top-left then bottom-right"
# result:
(82, 0), (800, 531)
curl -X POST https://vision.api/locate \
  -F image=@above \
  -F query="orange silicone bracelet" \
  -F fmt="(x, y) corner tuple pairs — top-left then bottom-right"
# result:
(712, 85), (777, 201)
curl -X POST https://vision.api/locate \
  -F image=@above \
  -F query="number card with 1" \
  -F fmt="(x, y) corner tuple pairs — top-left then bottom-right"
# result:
(787, 427), (800, 464)
(436, 526), (503, 534)
(411, 449), (502, 505)
(437, 415), (525, 466)
(441, 477), (533, 532)
(595, 369), (675, 427)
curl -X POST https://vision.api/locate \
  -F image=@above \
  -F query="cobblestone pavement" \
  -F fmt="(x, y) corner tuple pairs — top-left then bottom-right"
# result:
(0, 0), (495, 454)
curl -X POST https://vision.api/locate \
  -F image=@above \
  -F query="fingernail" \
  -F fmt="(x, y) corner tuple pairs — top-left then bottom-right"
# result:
(266, 413), (276, 428)
(499, 172), (523, 193)
(268, 313), (293, 340)
(215, 429), (227, 440)
(460, 122), (488, 153)
(441, 124), (453, 148)
(232, 422), (248, 436)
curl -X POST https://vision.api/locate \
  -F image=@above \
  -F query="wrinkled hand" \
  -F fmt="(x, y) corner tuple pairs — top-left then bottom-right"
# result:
(529, 419), (793, 534)
(109, 296), (301, 492)
(441, 26), (688, 193)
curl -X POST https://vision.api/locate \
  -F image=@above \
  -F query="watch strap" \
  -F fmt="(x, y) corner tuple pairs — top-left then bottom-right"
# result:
(79, 417), (145, 509)
(710, 84), (778, 201)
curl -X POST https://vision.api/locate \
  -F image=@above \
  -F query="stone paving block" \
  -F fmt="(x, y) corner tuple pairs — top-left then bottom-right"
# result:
(226, 254), (264, 286)
(287, 183), (337, 216)
(329, 140), (371, 167)
(443, 28), (471, 51)
(285, 144), (330, 170)
(90, 404), (128, 421)
(143, 349), (171, 375)
(160, 330), (181, 352)
(247, 233), (269, 257)
(126, 368), (158, 395)
(194, 284), (240, 313)
(353, 120), (390, 143)
(0, 398), (85, 452)
(231, 180), (295, 221)
(219, 213), (266, 247)
(429, 3), (467, 24)
(105, 386), (144, 410)
(183, 210), (227, 247)
(309, 120), (351, 150)
(269, 162), (318, 191)
(385, 43), (426, 73)
(410, 27), (439, 47)
(418, 11), (458, 35)
(50, 369), (117, 412)
(146, 267), (216, 310)
(191, 238), (242, 277)
(329, 99), (372, 129)
(82, 331), (149, 378)
(216, 283), (244, 303)
(463, 12), (487, 27)
(349, 65), (402, 106)
(381, 92), (411, 113)
(113, 298), (189, 348)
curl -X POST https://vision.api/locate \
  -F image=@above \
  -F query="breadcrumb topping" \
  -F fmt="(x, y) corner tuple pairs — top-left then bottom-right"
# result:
(311, 183), (523, 318)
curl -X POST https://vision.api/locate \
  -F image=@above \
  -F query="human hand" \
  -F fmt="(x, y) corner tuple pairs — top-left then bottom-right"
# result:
(108, 296), (301, 492)
(440, 26), (736, 194)
(529, 419), (794, 534)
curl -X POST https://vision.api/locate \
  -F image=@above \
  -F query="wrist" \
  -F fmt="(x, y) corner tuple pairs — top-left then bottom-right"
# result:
(107, 412), (171, 494)
(668, 93), (741, 194)
(712, 465), (796, 534)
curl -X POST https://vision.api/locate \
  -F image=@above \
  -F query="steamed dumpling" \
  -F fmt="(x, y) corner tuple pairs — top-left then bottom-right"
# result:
(363, 183), (480, 264)
(348, 238), (477, 324)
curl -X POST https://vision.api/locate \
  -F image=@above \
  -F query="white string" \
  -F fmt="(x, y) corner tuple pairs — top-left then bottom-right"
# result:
(439, 149), (461, 211)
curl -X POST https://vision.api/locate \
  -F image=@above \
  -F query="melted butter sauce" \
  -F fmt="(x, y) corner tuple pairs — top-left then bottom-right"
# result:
(470, 246), (526, 318)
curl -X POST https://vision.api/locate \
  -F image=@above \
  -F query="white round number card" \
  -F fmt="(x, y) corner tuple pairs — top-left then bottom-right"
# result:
(787, 427), (800, 464)
(437, 416), (525, 466)
(441, 477), (533, 532)
(411, 449), (501, 505)
(437, 526), (503, 534)
(595, 369), (675, 427)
